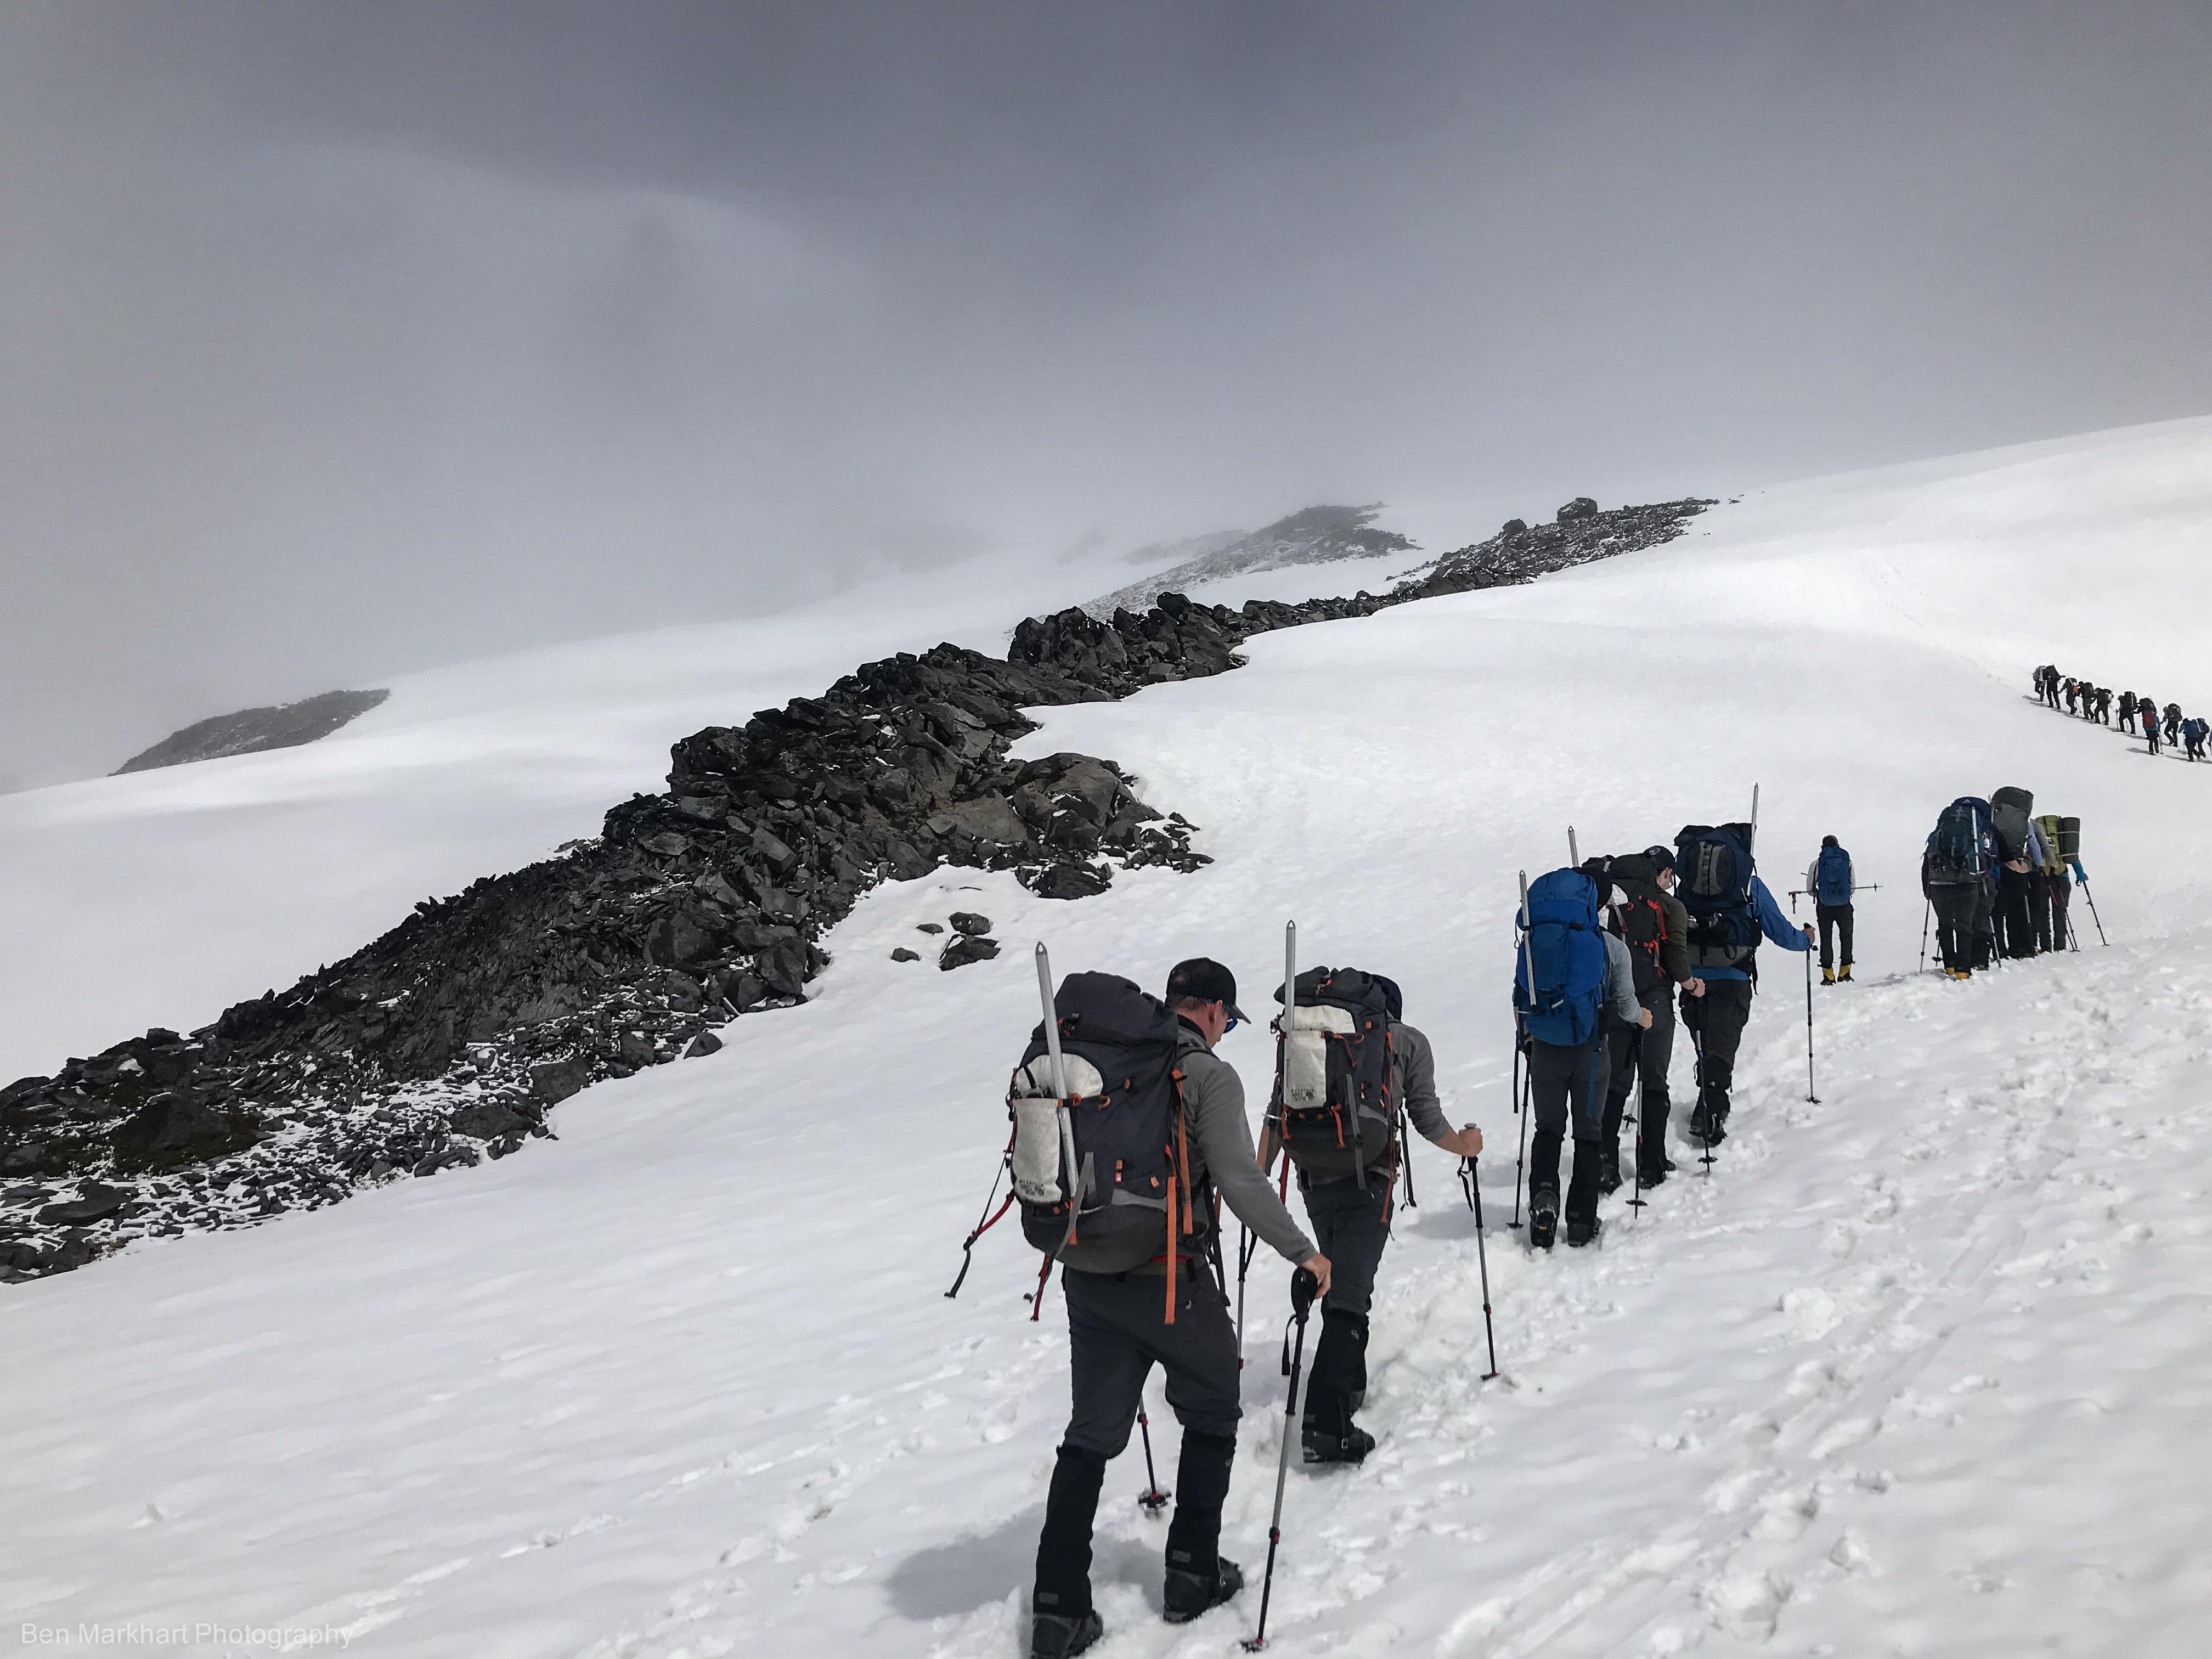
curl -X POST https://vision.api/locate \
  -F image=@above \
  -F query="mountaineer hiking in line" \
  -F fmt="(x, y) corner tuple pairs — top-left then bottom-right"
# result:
(1803, 834), (1858, 984)
(1672, 821), (1813, 1148)
(1017, 959), (1330, 1659)
(1515, 867), (1649, 1250)
(1261, 970), (1482, 1466)
(1922, 796), (1998, 978)
(1595, 850), (1697, 1192)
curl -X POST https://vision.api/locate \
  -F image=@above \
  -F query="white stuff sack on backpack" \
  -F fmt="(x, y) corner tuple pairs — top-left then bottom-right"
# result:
(1008, 1053), (1104, 1205)
(1278, 1003), (1356, 1111)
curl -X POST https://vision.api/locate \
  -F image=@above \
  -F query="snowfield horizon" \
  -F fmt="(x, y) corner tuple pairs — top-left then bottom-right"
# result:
(7, 416), (2212, 1657)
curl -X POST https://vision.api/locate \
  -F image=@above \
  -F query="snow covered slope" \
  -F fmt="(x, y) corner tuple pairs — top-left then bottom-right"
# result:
(7, 416), (2212, 1658)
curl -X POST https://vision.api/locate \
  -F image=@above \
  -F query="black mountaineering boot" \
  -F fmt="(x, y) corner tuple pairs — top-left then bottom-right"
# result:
(1596, 1141), (1622, 1195)
(1530, 1185), (1559, 1250)
(1030, 1610), (1103, 1658)
(1163, 1556), (1245, 1624)
(1566, 1212), (1604, 1248)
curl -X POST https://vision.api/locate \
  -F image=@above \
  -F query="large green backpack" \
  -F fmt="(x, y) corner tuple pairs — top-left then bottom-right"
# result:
(2033, 814), (2064, 876)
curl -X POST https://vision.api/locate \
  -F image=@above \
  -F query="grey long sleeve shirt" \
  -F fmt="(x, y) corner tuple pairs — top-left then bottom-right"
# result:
(1600, 933), (1643, 1025)
(1393, 1022), (1454, 1147)
(1170, 1020), (1316, 1267)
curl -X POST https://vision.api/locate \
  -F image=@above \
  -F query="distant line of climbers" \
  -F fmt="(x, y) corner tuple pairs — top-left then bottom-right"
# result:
(2033, 664), (2207, 760)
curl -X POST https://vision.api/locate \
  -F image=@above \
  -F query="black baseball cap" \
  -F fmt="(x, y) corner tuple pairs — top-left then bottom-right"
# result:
(1165, 958), (1248, 1022)
(1643, 844), (1675, 874)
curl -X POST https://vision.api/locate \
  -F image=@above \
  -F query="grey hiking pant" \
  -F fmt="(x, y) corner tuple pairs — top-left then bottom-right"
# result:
(1815, 902), (1854, 970)
(1679, 978), (1754, 1122)
(1528, 1034), (1610, 1226)
(1299, 1172), (1391, 1434)
(1930, 883), (1977, 972)
(1059, 1257), (1241, 1457)
(1602, 987), (1676, 1140)
(1038, 1260), (1242, 1619)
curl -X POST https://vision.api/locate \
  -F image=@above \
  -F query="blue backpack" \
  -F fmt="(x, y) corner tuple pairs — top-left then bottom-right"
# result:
(1514, 868), (1609, 1046)
(1674, 822), (1760, 970)
(1815, 845), (1853, 906)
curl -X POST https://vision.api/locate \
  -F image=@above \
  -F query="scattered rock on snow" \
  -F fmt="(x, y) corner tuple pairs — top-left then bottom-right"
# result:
(948, 912), (992, 936)
(939, 935), (1003, 971)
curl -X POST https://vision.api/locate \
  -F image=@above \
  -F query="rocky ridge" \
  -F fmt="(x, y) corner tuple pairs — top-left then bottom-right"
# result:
(1, 495), (1709, 1279)
(1084, 503), (1418, 617)
(115, 689), (392, 775)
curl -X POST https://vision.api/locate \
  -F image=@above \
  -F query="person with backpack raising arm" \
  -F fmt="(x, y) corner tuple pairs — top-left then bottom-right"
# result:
(1021, 959), (1331, 1659)
(1803, 835), (1858, 984)
(1258, 970), (1483, 1466)
(1672, 820), (1813, 1148)
(1594, 851), (1697, 1192)
(1515, 867), (1651, 1249)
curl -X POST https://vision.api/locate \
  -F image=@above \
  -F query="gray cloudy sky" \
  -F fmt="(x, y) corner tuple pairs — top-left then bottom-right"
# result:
(5, 2), (2210, 787)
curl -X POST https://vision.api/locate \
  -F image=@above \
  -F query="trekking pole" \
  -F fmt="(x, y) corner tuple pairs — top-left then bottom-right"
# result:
(944, 1132), (1015, 1297)
(1236, 1224), (1255, 1350)
(1243, 1267), (1319, 1653)
(1136, 1404), (1171, 1514)
(1920, 899), (1932, 974)
(1567, 826), (1579, 867)
(2079, 876), (2109, 946)
(1688, 1020), (1715, 1175)
(1461, 1157), (1501, 1380)
(1398, 1107), (1417, 1209)
(1803, 944), (1821, 1104)
(1511, 870), (1532, 1227)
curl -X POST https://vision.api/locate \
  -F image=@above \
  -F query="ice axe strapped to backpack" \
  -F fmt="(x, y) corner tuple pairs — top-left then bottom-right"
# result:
(1269, 963), (1398, 1187)
(999, 951), (1200, 1322)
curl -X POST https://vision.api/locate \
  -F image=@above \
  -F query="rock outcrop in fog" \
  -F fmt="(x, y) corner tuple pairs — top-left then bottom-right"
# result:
(115, 689), (391, 775)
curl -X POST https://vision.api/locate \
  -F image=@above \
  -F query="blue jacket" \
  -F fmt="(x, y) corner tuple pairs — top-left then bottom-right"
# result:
(1697, 876), (1810, 982)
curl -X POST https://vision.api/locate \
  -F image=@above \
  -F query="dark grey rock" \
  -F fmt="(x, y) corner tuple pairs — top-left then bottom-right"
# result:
(115, 690), (391, 775)
(1556, 496), (1599, 522)
(939, 935), (1002, 971)
(529, 1058), (590, 1105)
(890, 947), (921, 963)
(35, 1182), (131, 1228)
(916, 923), (945, 934)
(110, 1097), (259, 1174)
(448, 1098), (535, 1141)
(949, 912), (993, 936)
(684, 1031), (723, 1058)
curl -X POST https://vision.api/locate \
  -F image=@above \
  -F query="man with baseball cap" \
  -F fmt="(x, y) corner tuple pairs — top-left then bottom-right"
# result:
(1029, 955), (1330, 1659)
